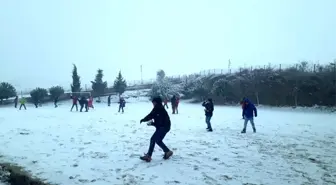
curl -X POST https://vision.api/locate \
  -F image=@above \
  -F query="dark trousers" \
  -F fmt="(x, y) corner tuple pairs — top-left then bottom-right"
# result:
(80, 103), (88, 112)
(71, 104), (78, 111)
(118, 106), (124, 113)
(19, 104), (26, 110)
(147, 128), (170, 156)
(14, 102), (17, 108)
(206, 115), (212, 129)
(172, 105), (176, 114)
(54, 102), (58, 108)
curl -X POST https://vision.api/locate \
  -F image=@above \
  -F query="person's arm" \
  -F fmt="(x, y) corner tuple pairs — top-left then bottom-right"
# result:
(141, 108), (156, 122)
(253, 105), (257, 117)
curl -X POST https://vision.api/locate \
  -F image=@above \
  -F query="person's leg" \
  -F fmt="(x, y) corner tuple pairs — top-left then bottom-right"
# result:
(176, 106), (178, 114)
(122, 106), (124, 113)
(241, 118), (248, 133)
(19, 104), (22, 110)
(80, 104), (83, 112)
(250, 118), (256, 132)
(154, 128), (170, 153)
(147, 130), (158, 157)
(23, 104), (26, 110)
(118, 105), (121, 112)
(206, 116), (213, 131)
(15, 103), (17, 108)
(75, 104), (78, 111)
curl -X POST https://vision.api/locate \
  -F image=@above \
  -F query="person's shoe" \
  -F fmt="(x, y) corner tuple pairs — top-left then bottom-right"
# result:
(253, 128), (256, 133)
(207, 128), (213, 132)
(241, 129), (246, 133)
(140, 154), (152, 162)
(163, 151), (173, 160)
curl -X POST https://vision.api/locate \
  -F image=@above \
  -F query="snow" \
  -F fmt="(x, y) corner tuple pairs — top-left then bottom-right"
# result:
(0, 100), (335, 185)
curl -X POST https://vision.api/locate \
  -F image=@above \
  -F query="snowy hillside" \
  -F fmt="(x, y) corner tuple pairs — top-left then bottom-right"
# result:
(0, 100), (335, 185)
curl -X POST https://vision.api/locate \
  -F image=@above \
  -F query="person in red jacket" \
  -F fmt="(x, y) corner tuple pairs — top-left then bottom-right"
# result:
(88, 96), (94, 109)
(70, 95), (78, 111)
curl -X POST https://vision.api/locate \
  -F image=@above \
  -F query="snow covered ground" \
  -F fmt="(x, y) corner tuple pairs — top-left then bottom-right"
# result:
(0, 100), (335, 185)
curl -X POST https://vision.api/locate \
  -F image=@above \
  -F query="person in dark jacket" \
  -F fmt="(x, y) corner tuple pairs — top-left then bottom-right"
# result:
(14, 96), (18, 108)
(202, 98), (214, 132)
(171, 95), (177, 114)
(79, 96), (88, 112)
(54, 96), (59, 108)
(241, 98), (257, 133)
(118, 97), (126, 113)
(70, 95), (78, 111)
(139, 97), (173, 162)
(107, 95), (111, 106)
(163, 97), (169, 109)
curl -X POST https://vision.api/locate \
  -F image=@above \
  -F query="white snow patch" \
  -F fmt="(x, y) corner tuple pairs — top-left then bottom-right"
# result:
(0, 101), (335, 185)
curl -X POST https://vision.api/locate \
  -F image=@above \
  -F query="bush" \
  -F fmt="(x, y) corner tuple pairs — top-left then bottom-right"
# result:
(0, 82), (16, 104)
(30, 88), (48, 108)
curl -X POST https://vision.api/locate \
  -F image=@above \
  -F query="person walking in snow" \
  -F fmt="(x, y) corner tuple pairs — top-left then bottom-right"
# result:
(241, 98), (257, 133)
(171, 95), (177, 114)
(70, 95), (78, 111)
(139, 97), (173, 162)
(19, 97), (27, 110)
(202, 98), (214, 132)
(107, 95), (111, 106)
(175, 96), (180, 114)
(118, 97), (126, 113)
(54, 96), (59, 108)
(79, 96), (88, 112)
(163, 97), (169, 109)
(88, 96), (94, 109)
(14, 96), (18, 108)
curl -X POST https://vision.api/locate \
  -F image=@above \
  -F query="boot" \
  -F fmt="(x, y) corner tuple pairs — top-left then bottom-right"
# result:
(163, 151), (173, 160)
(241, 128), (246, 133)
(140, 154), (152, 162)
(253, 128), (256, 133)
(207, 128), (213, 132)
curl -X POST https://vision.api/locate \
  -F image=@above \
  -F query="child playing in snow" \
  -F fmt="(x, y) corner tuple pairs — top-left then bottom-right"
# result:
(19, 97), (27, 110)
(88, 96), (94, 109)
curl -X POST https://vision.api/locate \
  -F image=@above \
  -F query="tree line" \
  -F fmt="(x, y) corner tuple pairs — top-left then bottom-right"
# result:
(181, 61), (336, 107)
(0, 64), (127, 106)
(148, 61), (335, 107)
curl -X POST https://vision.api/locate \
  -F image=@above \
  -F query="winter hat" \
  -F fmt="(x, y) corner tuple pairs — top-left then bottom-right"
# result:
(152, 96), (163, 104)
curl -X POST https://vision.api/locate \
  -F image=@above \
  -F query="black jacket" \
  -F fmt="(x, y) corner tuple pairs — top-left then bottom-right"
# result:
(142, 104), (171, 131)
(171, 96), (177, 106)
(202, 101), (214, 117)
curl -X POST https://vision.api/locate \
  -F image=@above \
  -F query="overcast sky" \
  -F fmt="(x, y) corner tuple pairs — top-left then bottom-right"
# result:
(0, 0), (335, 91)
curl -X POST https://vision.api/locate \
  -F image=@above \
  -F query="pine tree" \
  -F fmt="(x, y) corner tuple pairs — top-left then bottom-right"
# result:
(91, 69), (107, 97)
(113, 71), (127, 95)
(71, 64), (81, 93)
(0, 82), (17, 104)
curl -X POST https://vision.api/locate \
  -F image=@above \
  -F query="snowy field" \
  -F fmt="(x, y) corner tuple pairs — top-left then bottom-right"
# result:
(0, 99), (335, 185)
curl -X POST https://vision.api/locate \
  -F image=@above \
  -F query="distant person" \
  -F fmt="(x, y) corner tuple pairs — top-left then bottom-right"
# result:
(139, 97), (173, 162)
(171, 95), (177, 114)
(79, 96), (88, 112)
(163, 97), (169, 109)
(14, 96), (18, 108)
(241, 98), (257, 133)
(202, 98), (214, 132)
(19, 97), (27, 110)
(70, 95), (78, 111)
(54, 96), (59, 108)
(88, 96), (94, 109)
(118, 96), (126, 113)
(107, 95), (111, 106)
(176, 96), (180, 114)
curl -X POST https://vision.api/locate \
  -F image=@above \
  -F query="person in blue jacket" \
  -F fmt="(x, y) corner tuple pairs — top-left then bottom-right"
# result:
(241, 98), (257, 133)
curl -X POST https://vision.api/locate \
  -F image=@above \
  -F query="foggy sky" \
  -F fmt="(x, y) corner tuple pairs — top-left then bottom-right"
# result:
(0, 0), (335, 92)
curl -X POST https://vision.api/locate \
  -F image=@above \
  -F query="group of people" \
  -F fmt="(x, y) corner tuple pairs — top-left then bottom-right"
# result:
(138, 96), (258, 163)
(70, 95), (95, 112)
(14, 96), (27, 110)
(163, 95), (180, 114)
(200, 97), (257, 133)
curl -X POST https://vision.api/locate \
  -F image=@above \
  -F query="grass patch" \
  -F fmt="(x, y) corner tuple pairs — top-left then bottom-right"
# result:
(0, 163), (55, 185)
